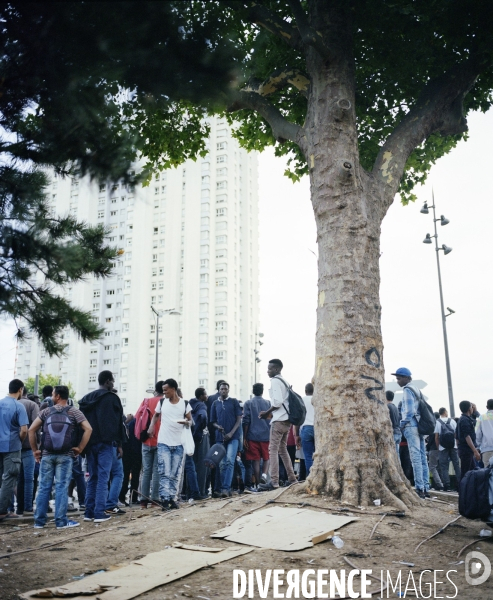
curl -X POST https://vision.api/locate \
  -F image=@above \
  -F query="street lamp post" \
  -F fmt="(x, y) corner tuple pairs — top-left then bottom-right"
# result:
(421, 192), (456, 417)
(151, 306), (181, 384)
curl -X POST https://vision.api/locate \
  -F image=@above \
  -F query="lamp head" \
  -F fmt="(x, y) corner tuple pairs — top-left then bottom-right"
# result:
(442, 244), (452, 255)
(423, 233), (433, 244)
(440, 215), (450, 226)
(446, 307), (455, 314)
(420, 202), (429, 215)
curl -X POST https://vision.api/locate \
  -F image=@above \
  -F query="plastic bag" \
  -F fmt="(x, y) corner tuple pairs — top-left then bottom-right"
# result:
(181, 426), (195, 456)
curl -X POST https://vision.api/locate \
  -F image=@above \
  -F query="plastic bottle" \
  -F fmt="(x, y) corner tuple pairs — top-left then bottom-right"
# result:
(332, 535), (344, 549)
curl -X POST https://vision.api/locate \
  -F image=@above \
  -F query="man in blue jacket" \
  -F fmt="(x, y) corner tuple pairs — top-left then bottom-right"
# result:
(79, 371), (125, 523)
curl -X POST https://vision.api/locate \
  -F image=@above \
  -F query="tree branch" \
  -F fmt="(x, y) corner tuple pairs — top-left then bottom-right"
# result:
(234, 1), (301, 50)
(286, 0), (331, 60)
(372, 58), (483, 203)
(243, 68), (310, 98)
(228, 91), (303, 145)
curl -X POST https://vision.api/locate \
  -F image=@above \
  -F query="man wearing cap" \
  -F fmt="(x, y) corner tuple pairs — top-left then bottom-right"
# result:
(393, 367), (430, 499)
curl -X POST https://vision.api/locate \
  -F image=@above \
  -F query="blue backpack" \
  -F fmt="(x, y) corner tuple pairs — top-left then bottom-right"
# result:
(41, 406), (75, 453)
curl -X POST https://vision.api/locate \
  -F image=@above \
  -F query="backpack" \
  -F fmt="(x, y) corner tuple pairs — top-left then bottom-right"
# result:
(459, 466), (492, 520)
(204, 442), (226, 469)
(406, 385), (436, 436)
(41, 406), (75, 453)
(276, 377), (307, 427)
(438, 418), (455, 449)
(134, 397), (154, 443)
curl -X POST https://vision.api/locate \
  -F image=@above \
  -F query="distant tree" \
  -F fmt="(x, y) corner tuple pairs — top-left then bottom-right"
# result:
(24, 373), (76, 402)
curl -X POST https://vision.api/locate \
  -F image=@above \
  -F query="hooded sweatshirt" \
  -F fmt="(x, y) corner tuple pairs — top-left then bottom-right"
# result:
(79, 388), (125, 446)
(189, 398), (208, 444)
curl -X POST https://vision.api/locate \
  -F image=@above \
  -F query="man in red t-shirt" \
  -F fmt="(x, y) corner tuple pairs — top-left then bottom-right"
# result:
(138, 381), (163, 508)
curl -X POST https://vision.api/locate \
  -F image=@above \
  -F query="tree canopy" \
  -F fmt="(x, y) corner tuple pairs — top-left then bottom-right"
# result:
(24, 373), (76, 402)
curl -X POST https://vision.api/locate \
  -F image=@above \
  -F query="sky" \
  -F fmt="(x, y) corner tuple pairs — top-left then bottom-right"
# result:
(1, 109), (492, 415)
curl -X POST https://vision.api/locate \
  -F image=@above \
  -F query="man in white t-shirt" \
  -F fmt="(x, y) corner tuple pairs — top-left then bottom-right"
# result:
(434, 407), (460, 492)
(147, 378), (192, 510)
(295, 383), (315, 476)
(258, 359), (297, 491)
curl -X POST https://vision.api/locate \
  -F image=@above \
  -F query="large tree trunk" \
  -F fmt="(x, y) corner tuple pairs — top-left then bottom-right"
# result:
(302, 0), (418, 510)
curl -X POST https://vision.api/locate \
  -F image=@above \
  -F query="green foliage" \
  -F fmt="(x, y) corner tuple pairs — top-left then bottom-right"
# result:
(24, 374), (76, 402)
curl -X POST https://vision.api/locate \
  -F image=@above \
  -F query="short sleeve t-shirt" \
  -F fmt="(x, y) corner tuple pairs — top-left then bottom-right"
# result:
(39, 405), (86, 457)
(155, 397), (190, 447)
(0, 396), (29, 452)
(434, 417), (458, 451)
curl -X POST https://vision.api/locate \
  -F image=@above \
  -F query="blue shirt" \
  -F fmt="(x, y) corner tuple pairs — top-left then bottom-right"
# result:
(0, 396), (29, 453)
(210, 397), (242, 442)
(243, 396), (271, 442)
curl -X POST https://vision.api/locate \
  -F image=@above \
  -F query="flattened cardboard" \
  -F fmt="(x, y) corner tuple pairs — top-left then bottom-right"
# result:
(20, 546), (253, 599)
(211, 506), (356, 551)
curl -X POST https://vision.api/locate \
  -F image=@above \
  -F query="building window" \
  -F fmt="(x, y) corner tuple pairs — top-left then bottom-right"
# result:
(90, 359), (97, 367)
(217, 155), (227, 163)
(217, 167), (227, 176)
(216, 278), (226, 287)
(215, 321), (226, 330)
(123, 338), (129, 346)
(216, 208), (226, 217)
(107, 290), (114, 295)
(200, 318), (208, 327)
(215, 351), (225, 360)
(217, 181), (227, 189)
(200, 274), (209, 283)
(93, 303), (100, 310)
(104, 345), (111, 351)
(98, 211), (104, 219)
(94, 290), (101, 298)
(215, 366), (225, 375)
(152, 254), (157, 262)
(216, 142), (227, 150)
(89, 374), (96, 383)
(110, 210), (117, 216)
(150, 339), (155, 348)
(216, 235), (227, 244)
(103, 359), (111, 365)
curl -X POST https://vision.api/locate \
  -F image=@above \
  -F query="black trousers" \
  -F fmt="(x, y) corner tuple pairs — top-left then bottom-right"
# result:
(119, 449), (142, 503)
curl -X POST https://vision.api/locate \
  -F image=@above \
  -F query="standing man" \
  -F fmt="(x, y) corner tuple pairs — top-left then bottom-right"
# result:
(206, 380), (225, 497)
(29, 385), (92, 529)
(147, 378), (192, 510)
(295, 383), (315, 476)
(427, 411), (444, 491)
(0, 380), (28, 520)
(12, 388), (38, 515)
(457, 400), (481, 480)
(476, 400), (493, 468)
(39, 385), (54, 410)
(79, 370), (125, 523)
(119, 414), (142, 506)
(243, 383), (271, 491)
(210, 382), (242, 498)
(189, 387), (209, 499)
(386, 391), (402, 455)
(393, 367), (430, 499)
(434, 407), (460, 491)
(258, 359), (297, 492)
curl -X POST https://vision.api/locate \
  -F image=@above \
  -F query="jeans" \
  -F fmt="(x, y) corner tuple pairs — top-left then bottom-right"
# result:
(11, 448), (35, 513)
(428, 449), (443, 489)
(219, 439), (239, 492)
(393, 432), (402, 455)
(193, 433), (210, 497)
(141, 445), (159, 502)
(184, 454), (199, 497)
(269, 420), (296, 487)
(0, 450), (21, 515)
(85, 442), (113, 520)
(157, 444), (184, 501)
(106, 446), (124, 509)
(71, 455), (86, 506)
(403, 426), (430, 491)
(301, 426), (315, 476)
(34, 454), (72, 527)
(439, 448), (460, 489)
(120, 447), (142, 504)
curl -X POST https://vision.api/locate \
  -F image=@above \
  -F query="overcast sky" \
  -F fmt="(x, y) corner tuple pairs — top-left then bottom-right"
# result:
(1, 110), (491, 414)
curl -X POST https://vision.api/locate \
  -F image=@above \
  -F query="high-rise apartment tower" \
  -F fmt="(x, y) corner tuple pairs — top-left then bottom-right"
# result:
(14, 119), (260, 411)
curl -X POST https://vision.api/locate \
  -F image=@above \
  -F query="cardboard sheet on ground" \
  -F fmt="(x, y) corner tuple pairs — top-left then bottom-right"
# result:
(211, 506), (357, 551)
(20, 546), (253, 599)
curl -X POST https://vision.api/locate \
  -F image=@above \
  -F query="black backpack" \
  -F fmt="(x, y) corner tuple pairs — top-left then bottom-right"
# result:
(459, 466), (492, 520)
(439, 418), (455, 449)
(276, 377), (307, 427)
(41, 406), (75, 453)
(204, 443), (226, 469)
(406, 385), (436, 436)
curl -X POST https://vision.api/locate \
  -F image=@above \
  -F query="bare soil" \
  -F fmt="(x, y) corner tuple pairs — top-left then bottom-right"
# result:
(0, 488), (492, 600)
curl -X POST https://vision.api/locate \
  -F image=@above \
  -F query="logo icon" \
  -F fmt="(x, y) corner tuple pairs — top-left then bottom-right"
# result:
(465, 551), (491, 586)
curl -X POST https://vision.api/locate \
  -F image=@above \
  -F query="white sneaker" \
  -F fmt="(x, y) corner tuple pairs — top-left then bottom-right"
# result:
(261, 473), (268, 484)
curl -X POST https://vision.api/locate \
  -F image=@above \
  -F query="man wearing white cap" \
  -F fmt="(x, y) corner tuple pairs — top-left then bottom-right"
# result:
(393, 367), (430, 500)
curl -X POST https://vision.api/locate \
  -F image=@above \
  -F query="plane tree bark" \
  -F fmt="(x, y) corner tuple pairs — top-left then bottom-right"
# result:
(227, 0), (489, 509)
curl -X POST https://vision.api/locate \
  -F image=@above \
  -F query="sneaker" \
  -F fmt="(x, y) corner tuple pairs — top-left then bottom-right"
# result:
(442, 486), (451, 492)
(57, 520), (80, 530)
(23, 510), (34, 515)
(415, 489), (426, 499)
(79, 504), (86, 510)
(220, 489), (229, 498)
(261, 473), (268, 484)
(67, 503), (78, 512)
(83, 516), (94, 522)
(424, 490), (431, 498)
(94, 515), (111, 523)
(191, 494), (208, 501)
(140, 502), (148, 509)
(212, 491), (221, 499)
(168, 499), (180, 510)
(33, 524), (44, 529)
(104, 507), (126, 516)
(161, 500), (170, 511)
(258, 481), (278, 492)
(244, 486), (258, 494)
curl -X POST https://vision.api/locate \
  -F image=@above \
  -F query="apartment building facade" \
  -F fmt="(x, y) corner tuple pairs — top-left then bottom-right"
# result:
(14, 119), (260, 412)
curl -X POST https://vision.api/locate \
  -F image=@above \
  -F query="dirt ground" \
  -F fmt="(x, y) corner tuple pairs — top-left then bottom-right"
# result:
(0, 487), (492, 600)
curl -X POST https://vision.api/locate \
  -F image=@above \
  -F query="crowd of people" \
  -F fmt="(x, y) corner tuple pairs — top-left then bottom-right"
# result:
(388, 367), (493, 510)
(0, 361), (492, 529)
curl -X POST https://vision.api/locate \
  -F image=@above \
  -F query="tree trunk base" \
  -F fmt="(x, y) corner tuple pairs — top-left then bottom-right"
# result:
(305, 452), (420, 511)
